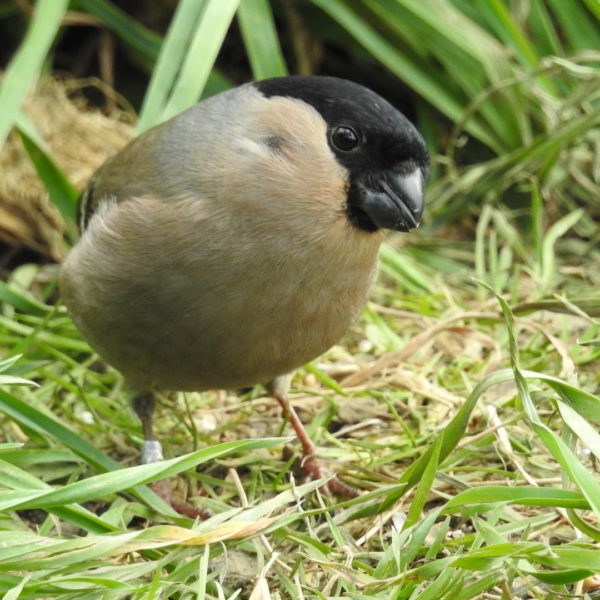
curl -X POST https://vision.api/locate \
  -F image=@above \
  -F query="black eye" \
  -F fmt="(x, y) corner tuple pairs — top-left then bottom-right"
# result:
(331, 126), (359, 152)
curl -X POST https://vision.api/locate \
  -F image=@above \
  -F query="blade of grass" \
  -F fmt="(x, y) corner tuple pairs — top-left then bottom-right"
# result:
(0, 388), (178, 516)
(539, 209), (583, 294)
(0, 438), (288, 511)
(379, 244), (434, 293)
(0, 281), (53, 316)
(372, 0), (523, 149)
(0, 459), (121, 534)
(136, 0), (207, 133)
(0, 388), (127, 473)
(309, 0), (499, 151)
(583, 0), (600, 20)
(546, 0), (600, 53)
(75, 0), (162, 69)
(0, 0), (69, 148)
(76, 0), (233, 91)
(403, 436), (442, 529)
(490, 284), (600, 523)
(485, 0), (536, 64)
(348, 367), (517, 520)
(161, 0), (241, 122)
(529, 0), (564, 57)
(445, 486), (589, 510)
(18, 129), (79, 223)
(15, 112), (47, 147)
(237, 0), (288, 80)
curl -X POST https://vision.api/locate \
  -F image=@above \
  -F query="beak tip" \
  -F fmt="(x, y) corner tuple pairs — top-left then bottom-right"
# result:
(354, 168), (426, 233)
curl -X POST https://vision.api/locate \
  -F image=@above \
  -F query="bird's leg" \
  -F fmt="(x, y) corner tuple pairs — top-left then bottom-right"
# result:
(267, 376), (358, 498)
(132, 392), (164, 464)
(131, 391), (211, 519)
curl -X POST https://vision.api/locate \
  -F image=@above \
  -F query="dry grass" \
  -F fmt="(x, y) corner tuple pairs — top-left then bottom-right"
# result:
(0, 78), (133, 260)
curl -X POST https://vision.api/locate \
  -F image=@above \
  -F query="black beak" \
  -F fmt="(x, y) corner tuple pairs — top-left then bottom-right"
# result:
(358, 169), (425, 232)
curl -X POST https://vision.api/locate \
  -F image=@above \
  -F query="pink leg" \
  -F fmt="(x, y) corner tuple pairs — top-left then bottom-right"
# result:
(268, 377), (358, 498)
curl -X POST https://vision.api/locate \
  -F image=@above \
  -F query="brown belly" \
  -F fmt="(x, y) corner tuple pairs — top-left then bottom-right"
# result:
(61, 254), (369, 392)
(60, 198), (381, 392)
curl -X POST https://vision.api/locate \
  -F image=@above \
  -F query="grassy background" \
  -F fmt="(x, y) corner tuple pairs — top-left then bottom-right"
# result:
(0, 0), (599, 598)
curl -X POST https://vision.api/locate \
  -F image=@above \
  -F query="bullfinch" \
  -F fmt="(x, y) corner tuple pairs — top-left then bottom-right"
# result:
(60, 75), (429, 510)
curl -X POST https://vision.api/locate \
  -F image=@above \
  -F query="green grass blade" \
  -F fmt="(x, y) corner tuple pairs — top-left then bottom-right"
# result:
(583, 0), (600, 20)
(18, 129), (79, 222)
(546, 0), (600, 53)
(403, 436), (441, 529)
(520, 566), (596, 585)
(482, 0), (541, 69)
(309, 0), (499, 151)
(0, 388), (124, 473)
(1, 438), (287, 511)
(445, 486), (589, 510)
(137, 0), (207, 133)
(558, 402), (600, 463)
(0, 459), (120, 534)
(161, 0), (241, 122)
(529, 0), (564, 57)
(539, 209), (583, 294)
(14, 112), (47, 147)
(0, 0), (69, 148)
(0, 281), (53, 316)
(349, 368), (517, 520)
(0, 356), (26, 374)
(491, 286), (600, 523)
(0, 388), (178, 516)
(76, 0), (162, 67)
(379, 244), (434, 293)
(237, 0), (288, 80)
(374, 0), (523, 148)
(0, 314), (90, 353)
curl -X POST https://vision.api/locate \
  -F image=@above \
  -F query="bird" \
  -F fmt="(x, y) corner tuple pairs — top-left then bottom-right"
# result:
(60, 75), (429, 513)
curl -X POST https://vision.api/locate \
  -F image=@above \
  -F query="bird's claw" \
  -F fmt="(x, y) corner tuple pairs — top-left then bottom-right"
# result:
(301, 455), (359, 498)
(150, 479), (213, 520)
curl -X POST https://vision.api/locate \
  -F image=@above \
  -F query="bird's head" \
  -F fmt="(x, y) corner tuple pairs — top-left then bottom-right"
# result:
(252, 75), (429, 233)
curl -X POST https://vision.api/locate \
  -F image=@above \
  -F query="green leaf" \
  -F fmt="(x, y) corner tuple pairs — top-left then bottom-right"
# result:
(0, 438), (288, 510)
(0, 459), (120, 534)
(0, 388), (177, 517)
(161, 0), (241, 122)
(546, 0), (600, 53)
(0, 281), (53, 316)
(490, 285), (600, 523)
(539, 209), (584, 294)
(451, 541), (542, 570)
(0, 375), (37, 387)
(520, 567), (595, 585)
(445, 486), (589, 510)
(304, 363), (347, 395)
(379, 243), (434, 293)
(18, 129), (79, 222)
(582, 0), (600, 20)
(0, 0), (69, 147)
(404, 435), (441, 529)
(238, 0), (288, 80)
(309, 0), (499, 150)
(137, 0), (207, 133)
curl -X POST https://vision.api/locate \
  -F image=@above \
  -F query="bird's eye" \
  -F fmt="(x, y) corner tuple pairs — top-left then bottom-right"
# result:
(331, 126), (359, 152)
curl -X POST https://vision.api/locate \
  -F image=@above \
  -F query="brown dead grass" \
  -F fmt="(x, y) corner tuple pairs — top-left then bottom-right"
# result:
(0, 78), (133, 260)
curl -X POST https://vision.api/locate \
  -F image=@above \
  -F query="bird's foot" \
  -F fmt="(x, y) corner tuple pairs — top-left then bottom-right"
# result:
(270, 386), (359, 498)
(149, 479), (213, 520)
(301, 454), (359, 498)
(141, 441), (212, 519)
